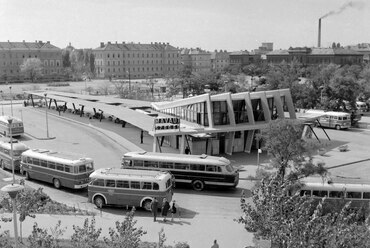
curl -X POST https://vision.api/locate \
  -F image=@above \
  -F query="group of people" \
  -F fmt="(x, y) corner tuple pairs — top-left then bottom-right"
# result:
(151, 197), (180, 222)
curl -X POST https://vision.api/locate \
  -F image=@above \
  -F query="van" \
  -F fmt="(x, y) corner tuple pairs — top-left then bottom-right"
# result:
(305, 110), (351, 130)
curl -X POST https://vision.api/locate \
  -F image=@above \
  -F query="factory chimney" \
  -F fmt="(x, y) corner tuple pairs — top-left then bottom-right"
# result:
(318, 18), (321, 48)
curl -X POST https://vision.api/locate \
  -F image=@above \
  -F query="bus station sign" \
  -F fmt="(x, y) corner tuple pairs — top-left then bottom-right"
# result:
(153, 117), (180, 131)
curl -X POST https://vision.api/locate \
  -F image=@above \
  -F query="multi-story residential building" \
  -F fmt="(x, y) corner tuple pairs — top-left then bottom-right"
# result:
(229, 50), (261, 67)
(210, 50), (229, 73)
(93, 41), (181, 79)
(180, 48), (212, 74)
(346, 43), (370, 63)
(266, 47), (363, 65)
(0, 40), (63, 83)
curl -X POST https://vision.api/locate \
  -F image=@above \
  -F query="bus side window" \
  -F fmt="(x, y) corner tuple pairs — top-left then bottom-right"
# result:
(312, 190), (328, 197)
(40, 160), (47, 167)
(159, 162), (173, 169)
(65, 165), (72, 173)
(92, 179), (104, 186)
(27, 157), (32, 164)
(116, 180), (130, 188)
(135, 160), (144, 167)
(79, 165), (87, 173)
(217, 166), (222, 172)
(144, 161), (158, 168)
(142, 182), (152, 190)
(206, 165), (217, 172)
(347, 192), (361, 199)
(48, 161), (56, 170)
(190, 164), (205, 171)
(174, 163), (189, 170)
(105, 180), (116, 188)
(56, 163), (64, 171)
(153, 183), (159, 190)
(131, 181), (140, 189)
(363, 192), (370, 199)
(329, 191), (344, 198)
(33, 158), (40, 166)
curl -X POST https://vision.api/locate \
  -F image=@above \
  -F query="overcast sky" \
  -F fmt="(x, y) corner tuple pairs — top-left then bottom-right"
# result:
(0, 0), (369, 51)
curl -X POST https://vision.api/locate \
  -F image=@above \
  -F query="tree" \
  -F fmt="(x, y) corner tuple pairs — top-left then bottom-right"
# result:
(103, 209), (146, 248)
(259, 119), (326, 180)
(237, 174), (370, 248)
(20, 58), (43, 82)
(71, 218), (102, 248)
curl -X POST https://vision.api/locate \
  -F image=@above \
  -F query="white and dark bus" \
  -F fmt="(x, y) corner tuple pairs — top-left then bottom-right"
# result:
(21, 149), (94, 189)
(88, 168), (174, 211)
(0, 116), (24, 137)
(121, 151), (239, 191)
(0, 138), (29, 171)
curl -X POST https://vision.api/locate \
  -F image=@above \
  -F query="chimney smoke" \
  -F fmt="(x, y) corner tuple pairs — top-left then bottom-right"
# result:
(318, 18), (321, 48)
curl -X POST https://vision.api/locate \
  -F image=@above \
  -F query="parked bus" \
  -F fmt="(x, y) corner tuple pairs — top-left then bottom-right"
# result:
(88, 168), (174, 211)
(121, 151), (239, 191)
(305, 110), (351, 130)
(0, 116), (24, 137)
(20, 149), (94, 189)
(356, 101), (368, 113)
(299, 180), (370, 208)
(0, 138), (29, 171)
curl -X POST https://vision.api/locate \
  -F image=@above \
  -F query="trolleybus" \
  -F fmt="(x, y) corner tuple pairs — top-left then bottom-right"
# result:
(0, 138), (29, 171)
(88, 168), (173, 211)
(121, 151), (239, 191)
(0, 116), (24, 137)
(20, 149), (94, 189)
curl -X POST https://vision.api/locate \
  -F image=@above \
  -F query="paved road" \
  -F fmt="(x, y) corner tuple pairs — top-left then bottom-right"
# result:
(1, 104), (254, 248)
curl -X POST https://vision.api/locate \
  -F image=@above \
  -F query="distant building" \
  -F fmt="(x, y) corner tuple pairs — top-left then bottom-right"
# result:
(0, 40), (63, 83)
(266, 47), (363, 65)
(93, 41), (181, 79)
(229, 51), (261, 67)
(253, 42), (273, 55)
(180, 48), (212, 73)
(346, 43), (370, 63)
(210, 50), (229, 73)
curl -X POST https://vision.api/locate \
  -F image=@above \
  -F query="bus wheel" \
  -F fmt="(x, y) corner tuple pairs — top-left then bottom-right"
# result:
(142, 199), (152, 211)
(53, 178), (61, 189)
(192, 180), (205, 191)
(94, 196), (105, 208)
(25, 171), (30, 180)
(335, 125), (341, 130)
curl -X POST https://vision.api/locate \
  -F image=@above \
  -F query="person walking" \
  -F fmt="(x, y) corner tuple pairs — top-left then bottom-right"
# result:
(170, 200), (180, 221)
(211, 239), (219, 248)
(161, 198), (170, 222)
(151, 197), (159, 222)
(140, 130), (144, 144)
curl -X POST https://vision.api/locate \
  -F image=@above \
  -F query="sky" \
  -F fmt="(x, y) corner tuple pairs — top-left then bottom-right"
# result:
(0, 0), (370, 51)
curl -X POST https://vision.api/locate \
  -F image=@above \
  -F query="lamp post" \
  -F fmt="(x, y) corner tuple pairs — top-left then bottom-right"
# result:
(8, 118), (15, 184)
(44, 93), (49, 138)
(1, 184), (24, 248)
(0, 90), (3, 115)
(9, 86), (13, 116)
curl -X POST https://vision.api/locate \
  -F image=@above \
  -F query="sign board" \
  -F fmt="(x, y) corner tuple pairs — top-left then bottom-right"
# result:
(153, 117), (180, 131)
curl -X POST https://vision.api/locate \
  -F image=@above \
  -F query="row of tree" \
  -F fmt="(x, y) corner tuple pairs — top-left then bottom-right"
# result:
(166, 60), (370, 112)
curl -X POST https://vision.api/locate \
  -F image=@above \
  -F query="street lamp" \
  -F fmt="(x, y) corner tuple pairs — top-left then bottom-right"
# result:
(9, 86), (13, 116)
(1, 184), (24, 248)
(44, 93), (49, 138)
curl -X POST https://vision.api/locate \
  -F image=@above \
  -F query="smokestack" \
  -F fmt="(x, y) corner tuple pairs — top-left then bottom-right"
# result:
(318, 18), (321, 48)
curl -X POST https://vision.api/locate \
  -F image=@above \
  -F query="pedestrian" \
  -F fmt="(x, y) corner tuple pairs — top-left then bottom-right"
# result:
(185, 146), (190, 154)
(161, 198), (170, 222)
(170, 200), (180, 221)
(151, 197), (159, 222)
(140, 130), (144, 144)
(211, 239), (219, 248)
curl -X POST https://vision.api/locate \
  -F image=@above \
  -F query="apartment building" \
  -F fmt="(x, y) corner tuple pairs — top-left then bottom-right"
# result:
(93, 41), (181, 79)
(210, 50), (229, 73)
(0, 40), (63, 83)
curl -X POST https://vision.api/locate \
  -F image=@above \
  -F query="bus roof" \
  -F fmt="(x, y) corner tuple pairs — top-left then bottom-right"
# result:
(123, 151), (231, 166)
(301, 181), (370, 192)
(0, 116), (22, 123)
(0, 140), (29, 150)
(305, 110), (350, 117)
(89, 168), (171, 181)
(22, 149), (93, 165)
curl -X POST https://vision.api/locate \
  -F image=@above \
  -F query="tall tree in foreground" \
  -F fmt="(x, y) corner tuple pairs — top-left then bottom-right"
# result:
(260, 119), (326, 181)
(20, 58), (43, 82)
(238, 175), (370, 248)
